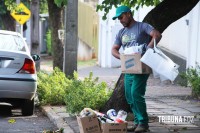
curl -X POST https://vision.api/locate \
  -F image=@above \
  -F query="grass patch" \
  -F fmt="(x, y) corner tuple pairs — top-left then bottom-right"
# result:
(40, 56), (97, 73)
(78, 59), (97, 67)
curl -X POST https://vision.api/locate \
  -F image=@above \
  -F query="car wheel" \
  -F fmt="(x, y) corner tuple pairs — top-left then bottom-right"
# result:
(21, 98), (35, 116)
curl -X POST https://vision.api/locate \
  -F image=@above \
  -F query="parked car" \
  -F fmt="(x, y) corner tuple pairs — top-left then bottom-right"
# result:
(0, 30), (40, 116)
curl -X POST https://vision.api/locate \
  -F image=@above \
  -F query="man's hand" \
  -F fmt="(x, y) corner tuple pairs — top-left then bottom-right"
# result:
(148, 29), (162, 48)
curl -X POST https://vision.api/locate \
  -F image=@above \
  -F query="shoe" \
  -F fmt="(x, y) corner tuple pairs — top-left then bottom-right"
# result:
(127, 124), (138, 132)
(134, 124), (149, 133)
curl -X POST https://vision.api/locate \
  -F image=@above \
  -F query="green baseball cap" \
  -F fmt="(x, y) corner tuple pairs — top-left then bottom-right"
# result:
(112, 5), (131, 20)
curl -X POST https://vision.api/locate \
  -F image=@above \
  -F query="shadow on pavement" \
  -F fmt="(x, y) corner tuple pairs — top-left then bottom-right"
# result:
(0, 104), (12, 117)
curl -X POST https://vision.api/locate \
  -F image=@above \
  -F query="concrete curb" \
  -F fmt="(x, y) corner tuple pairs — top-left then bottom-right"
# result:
(41, 106), (75, 133)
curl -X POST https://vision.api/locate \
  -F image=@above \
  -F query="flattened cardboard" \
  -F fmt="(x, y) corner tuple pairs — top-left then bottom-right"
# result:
(120, 54), (152, 74)
(101, 123), (127, 133)
(77, 115), (101, 133)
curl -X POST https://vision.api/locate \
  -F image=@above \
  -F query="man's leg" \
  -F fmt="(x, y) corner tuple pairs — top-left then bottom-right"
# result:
(130, 74), (150, 132)
(131, 74), (149, 124)
(125, 74), (149, 124)
(124, 74), (139, 131)
(124, 74), (139, 125)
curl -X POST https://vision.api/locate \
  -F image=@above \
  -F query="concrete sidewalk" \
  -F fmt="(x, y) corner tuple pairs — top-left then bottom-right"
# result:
(41, 65), (200, 133)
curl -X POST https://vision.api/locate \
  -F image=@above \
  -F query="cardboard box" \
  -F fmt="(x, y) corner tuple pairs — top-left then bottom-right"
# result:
(101, 123), (127, 133)
(120, 54), (152, 74)
(77, 115), (101, 133)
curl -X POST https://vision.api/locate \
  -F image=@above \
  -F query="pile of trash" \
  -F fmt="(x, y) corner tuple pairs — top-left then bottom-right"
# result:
(80, 108), (127, 124)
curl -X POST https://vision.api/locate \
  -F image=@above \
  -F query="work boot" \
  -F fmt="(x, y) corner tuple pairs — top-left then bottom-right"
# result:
(127, 124), (138, 132)
(134, 124), (149, 133)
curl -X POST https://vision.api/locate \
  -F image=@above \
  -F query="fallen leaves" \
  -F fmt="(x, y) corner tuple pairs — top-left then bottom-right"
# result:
(8, 119), (16, 124)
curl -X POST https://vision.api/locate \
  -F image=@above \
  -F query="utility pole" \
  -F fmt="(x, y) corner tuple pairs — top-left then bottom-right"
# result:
(16, 0), (23, 34)
(63, 0), (78, 77)
(30, 0), (40, 70)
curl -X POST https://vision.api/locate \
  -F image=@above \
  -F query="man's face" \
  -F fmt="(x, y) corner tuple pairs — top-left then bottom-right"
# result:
(118, 12), (132, 27)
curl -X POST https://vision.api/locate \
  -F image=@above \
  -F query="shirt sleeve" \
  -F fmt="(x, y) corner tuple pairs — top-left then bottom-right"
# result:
(114, 29), (123, 46)
(143, 23), (154, 35)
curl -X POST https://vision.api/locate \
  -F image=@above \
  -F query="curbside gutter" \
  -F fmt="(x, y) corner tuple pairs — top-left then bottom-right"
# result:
(41, 106), (75, 133)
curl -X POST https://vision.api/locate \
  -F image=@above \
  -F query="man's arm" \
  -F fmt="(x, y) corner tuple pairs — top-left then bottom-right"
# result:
(148, 29), (162, 48)
(111, 44), (121, 59)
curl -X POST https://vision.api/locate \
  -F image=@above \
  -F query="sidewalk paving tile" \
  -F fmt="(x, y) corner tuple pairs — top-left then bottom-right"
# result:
(184, 107), (200, 113)
(158, 98), (184, 103)
(178, 130), (200, 133)
(148, 104), (175, 109)
(176, 104), (200, 108)
(159, 108), (192, 114)
(147, 109), (164, 113)
(64, 116), (79, 133)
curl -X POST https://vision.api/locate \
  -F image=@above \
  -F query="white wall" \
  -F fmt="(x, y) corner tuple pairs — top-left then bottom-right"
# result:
(159, 15), (189, 59)
(98, 1), (123, 67)
(134, 6), (154, 21)
(187, 2), (200, 67)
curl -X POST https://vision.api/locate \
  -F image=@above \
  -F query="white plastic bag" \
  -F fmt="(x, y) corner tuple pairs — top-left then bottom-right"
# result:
(124, 44), (144, 54)
(140, 39), (179, 81)
(152, 70), (169, 81)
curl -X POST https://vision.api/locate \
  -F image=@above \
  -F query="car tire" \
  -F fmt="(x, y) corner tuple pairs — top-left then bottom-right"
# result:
(21, 98), (35, 116)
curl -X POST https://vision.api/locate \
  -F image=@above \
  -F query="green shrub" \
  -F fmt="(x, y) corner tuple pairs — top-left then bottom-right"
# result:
(37, 67), (70, 105)
(65, 72), (113, 114)
(45, 29), (52, 55)
(37, 68), (112, 114)
(179, 65), (200, 98)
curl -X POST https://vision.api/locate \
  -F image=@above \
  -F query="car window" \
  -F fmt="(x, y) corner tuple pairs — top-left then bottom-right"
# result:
(0, 34), (26, 52)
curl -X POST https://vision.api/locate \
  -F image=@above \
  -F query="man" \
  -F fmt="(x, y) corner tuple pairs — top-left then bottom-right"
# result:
(111, 5), (162, 132)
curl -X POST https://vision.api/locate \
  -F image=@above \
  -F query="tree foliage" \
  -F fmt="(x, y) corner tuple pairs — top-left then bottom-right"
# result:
(97, 0), (162, 20)
(2, 0), (68, 14)
(4, 0), (31, 12)
(54, 0), (68, 7)
(4, 0), (17, 11)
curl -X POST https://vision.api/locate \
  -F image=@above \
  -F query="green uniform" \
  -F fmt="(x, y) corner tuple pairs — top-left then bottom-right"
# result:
(114, 21), (154, 125)
(124, 74), (149, 124)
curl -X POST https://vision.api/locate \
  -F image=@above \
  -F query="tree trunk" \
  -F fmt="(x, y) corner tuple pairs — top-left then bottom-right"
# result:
(100, 0), (199, 112)
(47, 0), (64, 70)
(100, 74), (132, 113)
(1, 12), (15, 31)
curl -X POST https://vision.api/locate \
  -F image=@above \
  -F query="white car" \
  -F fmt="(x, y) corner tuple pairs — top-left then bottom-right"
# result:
(0, 30), (40, 116)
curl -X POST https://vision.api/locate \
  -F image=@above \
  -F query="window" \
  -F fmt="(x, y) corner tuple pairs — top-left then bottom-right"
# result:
(0, 34), (26, 52)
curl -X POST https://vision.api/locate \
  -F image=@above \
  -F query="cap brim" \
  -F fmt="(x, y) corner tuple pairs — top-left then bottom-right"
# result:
(112, 10), (130, 20)
(112, 12), (124, 20)
(112, 16), (118, 20)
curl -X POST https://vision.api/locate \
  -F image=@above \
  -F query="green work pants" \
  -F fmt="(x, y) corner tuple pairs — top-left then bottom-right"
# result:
(124, 74), (149, 125)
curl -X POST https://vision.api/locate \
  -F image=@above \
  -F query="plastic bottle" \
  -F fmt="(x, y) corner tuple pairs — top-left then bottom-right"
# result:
(99, 115), (114, 123)
(94, 110), (114, 123)
(107, 109), (117, 120)
(115, 110), (127, 123)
